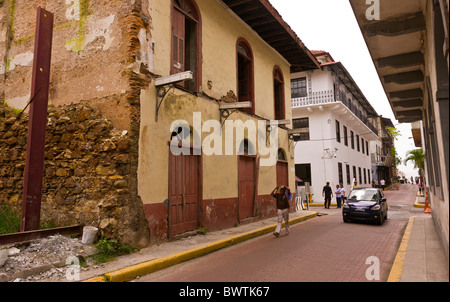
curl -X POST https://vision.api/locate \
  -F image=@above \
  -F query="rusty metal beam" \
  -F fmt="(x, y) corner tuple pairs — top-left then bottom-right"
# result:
(21, 7), (54, 232)
(0, 225), (83, 247)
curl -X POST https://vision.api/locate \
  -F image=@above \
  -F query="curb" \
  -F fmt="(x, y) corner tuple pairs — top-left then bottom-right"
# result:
(414, 196), (426, 208)
(83, 212), (318, 282)
(387, 216), (415, 282)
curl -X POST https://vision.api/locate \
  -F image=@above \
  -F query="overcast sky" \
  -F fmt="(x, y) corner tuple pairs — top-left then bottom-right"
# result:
(269, 0), (419, 179)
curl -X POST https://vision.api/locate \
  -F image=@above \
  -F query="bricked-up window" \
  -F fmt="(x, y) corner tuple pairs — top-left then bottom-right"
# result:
(273, 66), (285, 120)
(171, 0), (201, 91)
(237, 38), (254, 114)
(291, 77), (307, 98)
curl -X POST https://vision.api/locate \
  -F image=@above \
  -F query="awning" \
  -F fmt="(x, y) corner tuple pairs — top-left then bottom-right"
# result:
(349, 0), (427, 123)
(221, 0), (320, 72)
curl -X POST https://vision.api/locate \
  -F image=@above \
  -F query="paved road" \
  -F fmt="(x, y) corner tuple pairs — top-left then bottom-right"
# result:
(135, 184), (424, 282)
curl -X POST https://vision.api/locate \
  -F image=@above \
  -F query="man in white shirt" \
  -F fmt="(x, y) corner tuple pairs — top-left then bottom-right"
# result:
(380, 179), (386, 191)
(340, 184), (346, 206)
(335, 184), (342, 208)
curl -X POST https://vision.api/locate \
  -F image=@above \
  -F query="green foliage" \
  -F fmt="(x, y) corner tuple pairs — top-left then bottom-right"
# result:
(390, 147), (402, 168)
(197, 227), (209, 235)
(0, 205), (61, 234)
(90, 237), (136, 264)
(404, 149), (425, 171)
(387, 127), (401, 141)
(0, 205), (20, 234)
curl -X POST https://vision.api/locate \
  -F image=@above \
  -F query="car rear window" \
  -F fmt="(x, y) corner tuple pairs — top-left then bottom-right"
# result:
(348, 189), (378, 201)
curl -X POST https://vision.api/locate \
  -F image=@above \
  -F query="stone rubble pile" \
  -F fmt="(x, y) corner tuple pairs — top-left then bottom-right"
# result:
(0, 234), (97, 282)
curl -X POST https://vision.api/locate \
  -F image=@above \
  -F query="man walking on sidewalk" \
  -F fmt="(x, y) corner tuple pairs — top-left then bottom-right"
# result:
(271, 186), (291, 237)
(322, 182), (333, 209)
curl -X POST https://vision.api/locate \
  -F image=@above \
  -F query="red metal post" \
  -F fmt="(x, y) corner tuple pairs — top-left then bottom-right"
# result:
(21, 7), (54, 232)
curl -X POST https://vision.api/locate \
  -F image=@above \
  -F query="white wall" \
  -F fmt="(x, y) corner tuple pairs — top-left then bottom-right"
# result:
(292, 69), (374, 203)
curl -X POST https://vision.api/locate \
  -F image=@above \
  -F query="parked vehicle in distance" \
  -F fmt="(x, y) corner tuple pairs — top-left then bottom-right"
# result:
(343, 188), (388, 225)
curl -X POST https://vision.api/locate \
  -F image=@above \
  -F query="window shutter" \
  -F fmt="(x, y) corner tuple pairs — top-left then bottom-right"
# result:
(172, 9), (185, 75)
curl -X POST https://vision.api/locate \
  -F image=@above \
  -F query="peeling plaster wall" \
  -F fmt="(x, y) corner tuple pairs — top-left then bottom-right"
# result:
(141, 0), (295, 207)
(139, 0), (296, 240)
(0, 0), (153, 247)
(0, 0), (131, 131)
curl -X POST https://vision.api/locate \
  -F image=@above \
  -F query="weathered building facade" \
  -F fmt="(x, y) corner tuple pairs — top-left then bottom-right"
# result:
(350, 0), (449, 260)
(371, 116), (397, 187)
(0, 0), (319, 245)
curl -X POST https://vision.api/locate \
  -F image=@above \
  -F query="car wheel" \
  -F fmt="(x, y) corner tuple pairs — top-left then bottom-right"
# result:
(343, 217), (349, 223)
(377, 214), (384, 225)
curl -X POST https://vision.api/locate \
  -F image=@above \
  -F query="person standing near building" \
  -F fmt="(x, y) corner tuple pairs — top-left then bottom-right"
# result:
(340, 184), (346, 205)
(271, 186), (291, 237)
(335, 184), (342, 208)
(322, 182), (333, 209)
(380, 179), (386, 191)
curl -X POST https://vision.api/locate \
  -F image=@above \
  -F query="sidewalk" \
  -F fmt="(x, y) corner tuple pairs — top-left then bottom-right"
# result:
(81, 201), (448, 282)
(388, 215), (449, 282)
(82, 210), (318, 282)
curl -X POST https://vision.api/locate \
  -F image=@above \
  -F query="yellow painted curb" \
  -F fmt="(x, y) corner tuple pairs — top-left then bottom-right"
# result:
(83, 212), (318, 282)
(413, 195), (427, 208)
(387, 216), (415, 282)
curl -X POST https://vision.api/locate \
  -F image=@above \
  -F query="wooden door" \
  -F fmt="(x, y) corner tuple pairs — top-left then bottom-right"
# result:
(238, 156), (256, 220)
(169, 152), (200, 236)
(276, 161), (289, 187)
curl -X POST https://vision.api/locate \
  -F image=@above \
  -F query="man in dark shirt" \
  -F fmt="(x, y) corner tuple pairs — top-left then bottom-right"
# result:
(322, 182), (333, 209)
(271, 186), (291, 237)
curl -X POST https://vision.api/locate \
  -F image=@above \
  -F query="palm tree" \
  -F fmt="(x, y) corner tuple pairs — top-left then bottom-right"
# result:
(404, 149), (425, 171)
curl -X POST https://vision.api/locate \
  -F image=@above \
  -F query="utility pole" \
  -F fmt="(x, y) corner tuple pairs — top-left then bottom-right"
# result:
(21, 7), (54, 232)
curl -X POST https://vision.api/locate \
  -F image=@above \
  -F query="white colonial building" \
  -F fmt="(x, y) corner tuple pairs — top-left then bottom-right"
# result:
(291, 51), (381, 203)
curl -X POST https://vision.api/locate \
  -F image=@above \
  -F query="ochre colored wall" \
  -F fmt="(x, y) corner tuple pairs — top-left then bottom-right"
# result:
(139, 0), (295, 210)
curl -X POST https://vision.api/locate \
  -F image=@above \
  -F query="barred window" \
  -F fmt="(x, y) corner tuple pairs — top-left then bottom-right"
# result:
(291, 77), (307, 98)
(292, 117), (310, 141)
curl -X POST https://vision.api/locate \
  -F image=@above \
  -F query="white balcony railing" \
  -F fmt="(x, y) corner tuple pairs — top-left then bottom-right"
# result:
(292, 89), (379, 136)
(292, 90), (334, 108)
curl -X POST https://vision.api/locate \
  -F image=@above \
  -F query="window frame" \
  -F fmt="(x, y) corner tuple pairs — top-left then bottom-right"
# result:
(292, 117), (310, 141)
(273, 66), (285, 120)
(171, 0), (202, 92)
(336, 120), (341, 143)
(291, 77), (307, 98)
(343, 125), (348, 146)
(236, 38), (255, 115)
(351, 131), (355, 149)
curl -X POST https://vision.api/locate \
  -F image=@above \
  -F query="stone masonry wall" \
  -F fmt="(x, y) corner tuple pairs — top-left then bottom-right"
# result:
(0, 0), (153, 247)
(0, 100), (149, 247)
